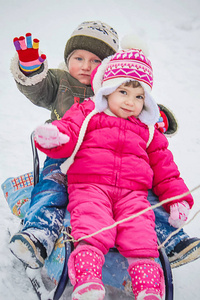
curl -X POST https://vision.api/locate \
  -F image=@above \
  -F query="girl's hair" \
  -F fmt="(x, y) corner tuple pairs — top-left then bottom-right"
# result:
(105, 80), (143, 101)
(124, 81), (142, 88)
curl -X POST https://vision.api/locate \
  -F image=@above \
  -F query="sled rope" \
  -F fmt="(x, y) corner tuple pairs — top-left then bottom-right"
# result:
(158, 209), (200, 249)
(63, 184), (200, 248)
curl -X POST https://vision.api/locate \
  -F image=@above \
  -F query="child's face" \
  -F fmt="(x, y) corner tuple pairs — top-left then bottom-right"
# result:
(68, 50), (101, 85)
(107, 83), (145, 119)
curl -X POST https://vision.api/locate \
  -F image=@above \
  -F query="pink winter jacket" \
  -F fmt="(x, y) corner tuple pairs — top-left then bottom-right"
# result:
(36, 98), (193, 212)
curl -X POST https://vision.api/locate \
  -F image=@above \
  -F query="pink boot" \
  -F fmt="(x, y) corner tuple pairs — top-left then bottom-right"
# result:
(128, 259), (165, 300)
(68, 244), (105, 300)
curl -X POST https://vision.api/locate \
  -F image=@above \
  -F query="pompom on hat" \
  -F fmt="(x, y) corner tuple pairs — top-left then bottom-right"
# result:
(64, 20), (119, 62)
(92, 34), (160, 125)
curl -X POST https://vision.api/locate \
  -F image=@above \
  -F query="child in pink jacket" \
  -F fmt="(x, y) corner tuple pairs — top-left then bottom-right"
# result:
(34, 37), (193, 300)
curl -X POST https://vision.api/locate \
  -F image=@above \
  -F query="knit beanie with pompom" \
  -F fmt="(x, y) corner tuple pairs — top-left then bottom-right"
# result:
(64, 20), (119, 63)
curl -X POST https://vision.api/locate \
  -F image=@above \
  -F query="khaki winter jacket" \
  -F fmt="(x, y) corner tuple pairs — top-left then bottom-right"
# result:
(10, 54), (94, 122)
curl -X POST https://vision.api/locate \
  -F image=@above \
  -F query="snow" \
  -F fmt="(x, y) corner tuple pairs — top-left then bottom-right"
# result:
(0, 0), (200, 299)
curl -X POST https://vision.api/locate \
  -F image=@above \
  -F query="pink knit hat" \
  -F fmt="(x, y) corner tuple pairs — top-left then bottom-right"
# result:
(103, 48), (153, 90)
(92, 36), (159, 125)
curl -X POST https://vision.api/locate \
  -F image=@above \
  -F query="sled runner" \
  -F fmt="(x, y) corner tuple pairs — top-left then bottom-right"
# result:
(1, 133), (174, 299)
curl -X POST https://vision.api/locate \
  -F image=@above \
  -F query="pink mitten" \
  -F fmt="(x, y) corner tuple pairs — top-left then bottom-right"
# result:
(34, 123), (70, 149)
(168, 200), (190, 228)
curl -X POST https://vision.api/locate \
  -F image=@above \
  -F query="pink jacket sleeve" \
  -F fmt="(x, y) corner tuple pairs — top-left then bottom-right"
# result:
(35, 99), (95, 158)
(147, 129), (194, 212)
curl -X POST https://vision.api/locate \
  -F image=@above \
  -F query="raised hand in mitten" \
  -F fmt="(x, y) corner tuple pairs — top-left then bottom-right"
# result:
(34, 123), (70, 149)
(168, 200), (190, 228)
(13, 33), (46, 74)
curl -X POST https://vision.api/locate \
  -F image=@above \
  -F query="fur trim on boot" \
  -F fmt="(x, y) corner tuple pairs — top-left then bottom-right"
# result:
(128, 259), (165, 300)
(68, 244), (105, 300)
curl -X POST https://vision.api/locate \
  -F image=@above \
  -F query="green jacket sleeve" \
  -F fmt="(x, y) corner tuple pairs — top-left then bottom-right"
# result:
(10, 53), (65, 111)
(10, 54), (94, 122)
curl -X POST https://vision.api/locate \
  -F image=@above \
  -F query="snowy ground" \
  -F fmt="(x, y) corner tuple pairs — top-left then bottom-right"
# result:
(0, 0), (200, 299)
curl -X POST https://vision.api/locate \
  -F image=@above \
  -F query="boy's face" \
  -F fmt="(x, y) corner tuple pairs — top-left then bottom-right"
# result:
(68, 50), (101, 85)
(107, 83), (145, 119)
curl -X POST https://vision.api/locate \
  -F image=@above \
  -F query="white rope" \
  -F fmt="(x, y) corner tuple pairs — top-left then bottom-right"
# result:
(158, 209), (200, 249)
(63, 184), (200, 246)
(147, 125), (155, 148)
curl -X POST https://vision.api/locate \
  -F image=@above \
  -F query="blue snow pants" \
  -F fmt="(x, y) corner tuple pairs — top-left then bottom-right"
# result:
(148, 190), (188, 254)
(22, 156), (189, 256)
(22, 156), (68, 256)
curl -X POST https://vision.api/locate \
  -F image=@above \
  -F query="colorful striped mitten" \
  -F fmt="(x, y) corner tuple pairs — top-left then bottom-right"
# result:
(13, 33), (46, 74)
(156, 104), (178, 135)
(155, 106), (169, 133)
